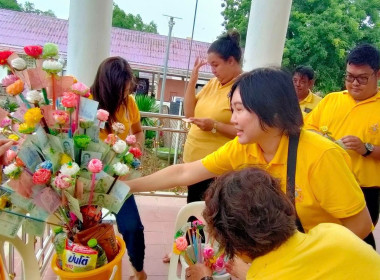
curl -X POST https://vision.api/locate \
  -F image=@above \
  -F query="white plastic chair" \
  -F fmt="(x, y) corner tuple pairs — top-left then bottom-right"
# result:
(167, 201), (206, 280)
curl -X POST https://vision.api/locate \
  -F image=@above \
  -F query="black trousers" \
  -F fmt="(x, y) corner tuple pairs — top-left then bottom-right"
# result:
(361, 187), (380, 250)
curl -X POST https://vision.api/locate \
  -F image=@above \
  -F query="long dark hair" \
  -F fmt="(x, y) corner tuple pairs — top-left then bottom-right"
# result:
(91, 56), (135, 133)
(230, 68), (303, 136)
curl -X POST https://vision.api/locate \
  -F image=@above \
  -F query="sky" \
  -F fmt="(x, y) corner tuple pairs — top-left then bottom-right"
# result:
(17, 0), (225, 43)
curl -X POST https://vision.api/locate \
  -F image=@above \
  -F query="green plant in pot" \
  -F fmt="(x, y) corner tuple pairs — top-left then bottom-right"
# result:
(135, 95), (159, 147)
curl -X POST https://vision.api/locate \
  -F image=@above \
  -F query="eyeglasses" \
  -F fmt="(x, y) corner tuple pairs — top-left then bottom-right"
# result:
(344, 71), (375, 85)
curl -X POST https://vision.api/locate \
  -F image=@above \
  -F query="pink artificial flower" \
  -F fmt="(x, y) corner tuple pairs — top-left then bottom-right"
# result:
(1, 74), (19, 87)
(203, 246), (214, 259)
(0, 118), (11, 128)
(54, 173), (73, 190)
(112, 122), (125, 135)
(175, 236), (188, 251)
(71, 82), (90, 96)
(126, 135), (136, 145)
(87, 159), (103, 173)
(105, 134), (117, 145)
(96, 109), (109, 122)
(129, 147), (142, 158)
(61, 92), (78, 108)
(213, 256), (226, 273)
(192, 220), (204, 227)
(52, 110), (69, 125)
(6, 150), (17, 163)
(32, 168), (51, 185)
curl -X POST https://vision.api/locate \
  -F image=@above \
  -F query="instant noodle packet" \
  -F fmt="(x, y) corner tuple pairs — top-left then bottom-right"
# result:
(62, 239), (98, 272)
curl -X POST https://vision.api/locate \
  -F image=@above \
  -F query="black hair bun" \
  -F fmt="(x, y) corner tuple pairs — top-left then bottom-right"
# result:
(227, 29), (240, 46)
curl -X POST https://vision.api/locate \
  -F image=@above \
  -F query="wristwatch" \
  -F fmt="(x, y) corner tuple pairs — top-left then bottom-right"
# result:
(211, 121), (217, 134)
(200, 277), (213, 280)
(363, 143), (374, 157)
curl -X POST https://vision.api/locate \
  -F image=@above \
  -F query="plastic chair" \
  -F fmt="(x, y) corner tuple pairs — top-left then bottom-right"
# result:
(167, 201), (206, 280)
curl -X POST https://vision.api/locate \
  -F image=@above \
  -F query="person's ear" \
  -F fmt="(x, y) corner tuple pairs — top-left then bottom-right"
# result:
(376, 70), (380, 80)
(308, 79), (315, 89)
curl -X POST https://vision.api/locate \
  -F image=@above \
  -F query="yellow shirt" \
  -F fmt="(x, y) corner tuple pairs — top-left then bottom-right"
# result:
(247, 223), (380, 280)
(299, 91), (322, 116)
(183, 77), (233, 162)
(99, 95), (140, 141)
(304, 90), (380, 187)
(201, 129), (365, 232)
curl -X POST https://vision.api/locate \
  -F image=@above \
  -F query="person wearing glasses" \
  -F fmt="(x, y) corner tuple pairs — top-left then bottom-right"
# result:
(304, 43), (380, 249)
(292, 66), (322, 116)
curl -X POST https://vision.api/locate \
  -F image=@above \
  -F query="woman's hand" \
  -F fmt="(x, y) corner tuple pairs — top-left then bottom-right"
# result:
(185, 263), (212, 280)
(190, 117), (214, 131)
(191, 57), (207, 79)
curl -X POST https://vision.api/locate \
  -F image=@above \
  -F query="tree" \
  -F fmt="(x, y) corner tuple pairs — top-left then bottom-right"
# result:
(0, 0), (22, 11)
(221, 0), (380, 94)
(112, 4), (158, 33)
(23, 1), (55, 17)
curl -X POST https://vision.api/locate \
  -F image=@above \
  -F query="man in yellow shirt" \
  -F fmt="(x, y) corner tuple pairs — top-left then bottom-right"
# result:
(185, 168), (380, 280)
(292, 65), (322, 115)
(304, 44), (380, 249)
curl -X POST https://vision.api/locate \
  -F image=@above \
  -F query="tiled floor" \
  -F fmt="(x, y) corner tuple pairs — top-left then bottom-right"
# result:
(10, 195), (380, 279)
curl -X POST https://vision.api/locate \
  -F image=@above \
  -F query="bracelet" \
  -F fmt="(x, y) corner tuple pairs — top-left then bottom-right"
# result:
(200, 277), (213, 280)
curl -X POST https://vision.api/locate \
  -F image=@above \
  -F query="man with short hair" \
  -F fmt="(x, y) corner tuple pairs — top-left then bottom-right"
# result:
(292, 65), (322, 115)
(305, 43), (380, 249)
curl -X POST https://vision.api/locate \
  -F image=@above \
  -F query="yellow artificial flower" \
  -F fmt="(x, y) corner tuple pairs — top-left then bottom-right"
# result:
(24, 108), (43, 126)
(8, 134), (20, 141)
(18, 123), (35, 134)
(60, 153), (72, 165)
(172, 242), (181, 255)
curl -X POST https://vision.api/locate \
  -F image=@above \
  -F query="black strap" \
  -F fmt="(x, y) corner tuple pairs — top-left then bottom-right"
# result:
(287, 133), (305, 233)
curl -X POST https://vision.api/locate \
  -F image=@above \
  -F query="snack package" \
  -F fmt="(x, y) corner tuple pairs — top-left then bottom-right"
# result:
(62, 239), (98, 272)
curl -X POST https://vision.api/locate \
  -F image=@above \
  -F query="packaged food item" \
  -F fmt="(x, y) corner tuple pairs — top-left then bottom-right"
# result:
(87, 238), (108, 268)
(52, 226), (67, 269)
(62, 239), (98, 272)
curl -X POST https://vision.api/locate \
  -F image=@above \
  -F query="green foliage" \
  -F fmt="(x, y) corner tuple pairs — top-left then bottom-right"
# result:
(0, 0), (21, 11)
(0, 98), (19, 113)
(0, 0), (55, 16)
(221, 0), (380, 94)
(135, 95), (159, 140)
(112, 4), (158, 33)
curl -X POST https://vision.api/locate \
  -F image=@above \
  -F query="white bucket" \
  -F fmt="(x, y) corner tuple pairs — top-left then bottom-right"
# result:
(179, 244), (230, 280)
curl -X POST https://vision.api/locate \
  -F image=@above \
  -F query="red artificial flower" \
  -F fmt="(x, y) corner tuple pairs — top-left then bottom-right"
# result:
(24, 45), (43, 59)
(0, 51), (13, 65)
(32, 168), (52, 185)
(129, 147), (142, 158)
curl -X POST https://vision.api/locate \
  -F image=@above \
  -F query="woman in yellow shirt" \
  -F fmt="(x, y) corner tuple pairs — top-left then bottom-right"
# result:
(186, 168), (380, 280)
(183, 31), (241, 205)
(91, 57), (146, 280)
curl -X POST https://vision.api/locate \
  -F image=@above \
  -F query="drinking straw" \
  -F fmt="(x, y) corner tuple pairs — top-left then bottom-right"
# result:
(192, 228), (198, 262)
(183, 251), (194, 266)
(187, 228), (196, 263)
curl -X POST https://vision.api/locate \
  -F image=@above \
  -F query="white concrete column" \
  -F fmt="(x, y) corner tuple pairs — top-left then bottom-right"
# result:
(66, 0), (113, 86)
(243, 0), (292, 71)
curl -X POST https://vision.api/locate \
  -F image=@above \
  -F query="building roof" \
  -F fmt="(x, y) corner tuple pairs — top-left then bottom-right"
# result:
(0, 8), (213, 78)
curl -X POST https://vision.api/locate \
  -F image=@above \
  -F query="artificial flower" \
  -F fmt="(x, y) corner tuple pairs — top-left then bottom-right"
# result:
(104, 134), (117, 145)
(112, 122), (125, 135)
(60, 162), (80, 177)
(112, 162), (129, 176)
(15, 156), (24, 167)
(203, 246), (215, 259)
(71, 82), (90, 96)
(52, 110), (69, 125)
(18, 123), (35, 134)
(175, 236), (188, 252)
(32, 168), (51, 185)
(10, 57), (27, 71)
(61, 92), (78, 108)
(3, 163), (22, 179)
(1, 74), (19, 87)
(60, 153), (72, 165)
(129, 147), (142, 158)
(126, 135), (136, 145)
(42, 43), (59, 58)
(36, 160), (53, 172)
(24, 107), (43, 126)
(123, 153), (134, 165)
(87, 159), (103, 173)
(8, 134), (19, 141)
(26, 90), (43, 104)
(42, 60), (63, 74)
(213, 255), (227, 273)
(6, 150), (17, 162)
(131, 158), (141, 169)
(24, 45), (43, 58)
(97, 109), (109, 122)
(112, 140), (127, 154)
(79, 119), (94, 129)
(54, 174), (74, 190)
(0, 118), (11, 128)
(6, 80), (24, 96)
(73, 135), (91, 149)
(0, 50), (13, 65)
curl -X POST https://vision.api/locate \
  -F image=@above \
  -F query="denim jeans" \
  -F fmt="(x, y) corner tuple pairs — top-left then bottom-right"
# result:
(115, 194), (145, 271)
